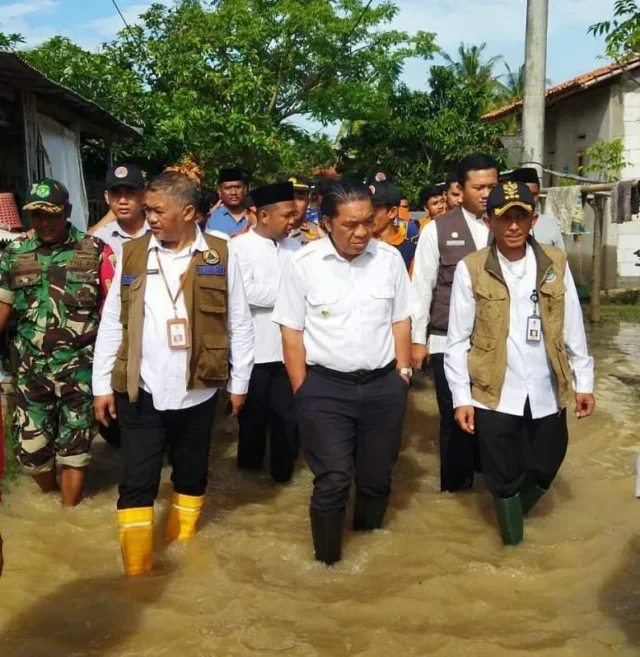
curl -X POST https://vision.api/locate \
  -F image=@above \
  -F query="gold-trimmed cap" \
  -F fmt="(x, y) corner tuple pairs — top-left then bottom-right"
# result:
(487, 181), (535, 217)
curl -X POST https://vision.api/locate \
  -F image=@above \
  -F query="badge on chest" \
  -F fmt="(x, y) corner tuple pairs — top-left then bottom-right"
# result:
(526, 290), (542, 343)
(167, 318), (190, 350)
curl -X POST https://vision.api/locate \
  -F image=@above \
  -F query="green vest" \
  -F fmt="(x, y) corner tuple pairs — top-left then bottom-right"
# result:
(464, 238), (572, 410)
(111, 232), (230, 402)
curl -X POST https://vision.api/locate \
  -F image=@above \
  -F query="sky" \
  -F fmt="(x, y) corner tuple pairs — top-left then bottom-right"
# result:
(0, 0), (617, 135)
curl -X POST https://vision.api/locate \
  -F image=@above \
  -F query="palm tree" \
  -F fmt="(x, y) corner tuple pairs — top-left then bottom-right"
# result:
(442, 42), (502, 88)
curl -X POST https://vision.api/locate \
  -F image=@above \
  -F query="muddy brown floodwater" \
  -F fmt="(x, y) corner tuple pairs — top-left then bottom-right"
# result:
(1, 323), (640, 656)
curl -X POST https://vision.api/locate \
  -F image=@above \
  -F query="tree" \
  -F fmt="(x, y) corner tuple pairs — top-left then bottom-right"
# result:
(338, 65), (505, 201)
(18, 0), (436, 183)
(0, 32), (24, 51)
(589, 1), (640, 62)
(442, 42), (502, 89)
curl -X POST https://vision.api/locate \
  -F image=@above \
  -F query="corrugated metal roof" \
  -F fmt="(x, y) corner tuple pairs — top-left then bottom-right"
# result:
(482, 58), (640, 122)
(0, 51), (141, 139)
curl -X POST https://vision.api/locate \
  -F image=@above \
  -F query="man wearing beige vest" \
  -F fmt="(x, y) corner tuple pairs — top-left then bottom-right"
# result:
(445, 181), (595, 546)
(93, 171), (254, 576)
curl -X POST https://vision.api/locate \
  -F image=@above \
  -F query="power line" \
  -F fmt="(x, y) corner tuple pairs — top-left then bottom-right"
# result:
(110, 0), (133, 32)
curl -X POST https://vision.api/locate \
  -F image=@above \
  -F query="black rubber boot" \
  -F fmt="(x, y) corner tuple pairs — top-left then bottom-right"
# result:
(520, 481), (546, 517)
(310, 508), (345, 565)
(494, 494), (524, 546)
(353, 494), (389, 531)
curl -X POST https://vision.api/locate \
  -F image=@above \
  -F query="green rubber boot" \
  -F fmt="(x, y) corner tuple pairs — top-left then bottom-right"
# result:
(494, 494), (524, 546)
(520, 480), (546, 517)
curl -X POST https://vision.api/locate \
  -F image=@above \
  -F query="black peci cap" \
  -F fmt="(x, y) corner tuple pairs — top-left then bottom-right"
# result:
(487, 181), (535, 218)
(510, 167), (541, 187)
(105, 164), (145, 190)
(369, 180), (401, 207)
(251, 182), (295, 208)
(219, 168), (249, 184)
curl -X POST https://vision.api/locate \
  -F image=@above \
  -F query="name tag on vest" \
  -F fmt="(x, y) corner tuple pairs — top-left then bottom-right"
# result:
(122, 275), (136, 287)
(196, 265), (225, 276)
(446, 239), (466, 247)
(147, 269), (159, 275)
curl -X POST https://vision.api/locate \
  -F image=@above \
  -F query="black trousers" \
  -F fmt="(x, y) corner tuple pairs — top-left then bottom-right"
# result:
(295, 367), (408, 513)
(117, 390), (218, 510)
(431, 353), (477, 492)
(99, 420), (121, 448)
(474, 399), (569, 498)
(237, 362), (299, 482)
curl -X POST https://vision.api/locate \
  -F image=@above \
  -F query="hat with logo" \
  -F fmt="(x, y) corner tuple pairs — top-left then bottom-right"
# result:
(366, 169), (392, 185)
(252, 182), (295, 209)
(106, 164), (145, 190)
(23, 178), (69, 214)
(487, 181), (535, 218)
(276, 173), (311, 191)
(369, 180), (401, 207)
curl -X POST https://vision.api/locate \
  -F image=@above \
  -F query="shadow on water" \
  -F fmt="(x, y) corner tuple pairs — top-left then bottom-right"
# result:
(599, 533), (640, 647)
(84, 438), (122, 497)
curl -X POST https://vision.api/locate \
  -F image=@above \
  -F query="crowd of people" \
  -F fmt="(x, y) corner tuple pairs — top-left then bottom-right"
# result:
(0, 152), (596, 577)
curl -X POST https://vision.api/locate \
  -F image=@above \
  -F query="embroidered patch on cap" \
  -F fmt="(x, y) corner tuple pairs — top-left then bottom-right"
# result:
(197, 264), (225, 276)
(202, 250), (220, 265)
(36, 184), (51, 199)
(114, 166), (129, 179)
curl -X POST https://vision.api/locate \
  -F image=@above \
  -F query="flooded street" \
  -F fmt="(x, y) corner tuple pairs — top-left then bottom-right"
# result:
(1, 322), (640, 656)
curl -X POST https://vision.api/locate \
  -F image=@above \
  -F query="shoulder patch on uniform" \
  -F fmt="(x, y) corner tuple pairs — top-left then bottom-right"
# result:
(196, 264), (225, 276)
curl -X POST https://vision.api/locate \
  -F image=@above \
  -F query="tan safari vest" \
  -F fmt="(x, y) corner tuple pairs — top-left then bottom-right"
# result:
(464, 238), (572, 410)
(111, 233), (230, 402)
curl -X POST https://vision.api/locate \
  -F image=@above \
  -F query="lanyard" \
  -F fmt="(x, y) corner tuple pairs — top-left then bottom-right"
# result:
(530, 289), (539, 316)
(155, 248), (196, 318)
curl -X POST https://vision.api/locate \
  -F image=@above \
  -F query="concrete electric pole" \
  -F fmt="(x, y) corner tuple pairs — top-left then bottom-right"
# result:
(521, 0), (550, 177)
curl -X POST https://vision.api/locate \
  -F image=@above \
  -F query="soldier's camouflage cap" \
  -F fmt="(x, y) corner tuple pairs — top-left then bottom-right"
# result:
(23, 178), (70, 214)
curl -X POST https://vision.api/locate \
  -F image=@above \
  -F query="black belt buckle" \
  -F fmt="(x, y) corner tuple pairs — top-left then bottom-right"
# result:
(352, 369), (370, 385)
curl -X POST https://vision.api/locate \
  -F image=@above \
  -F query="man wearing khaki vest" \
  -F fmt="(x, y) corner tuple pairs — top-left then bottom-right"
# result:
(93, 171), (254, 576)
(444, 181), (595, 546)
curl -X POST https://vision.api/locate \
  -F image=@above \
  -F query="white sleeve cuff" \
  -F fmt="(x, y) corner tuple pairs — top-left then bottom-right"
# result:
(451, 385), (473, 409)
(92, 381), (114, 397)
(227, 377), (250, 395)
(271, 313), (304, 331)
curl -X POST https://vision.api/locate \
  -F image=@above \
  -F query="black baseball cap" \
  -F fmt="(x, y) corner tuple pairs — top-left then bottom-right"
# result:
(369, 180), (401, 207)
(487, 181), (535, 218)
(106, 164), (145, 189)
(23, 178), (69, 213)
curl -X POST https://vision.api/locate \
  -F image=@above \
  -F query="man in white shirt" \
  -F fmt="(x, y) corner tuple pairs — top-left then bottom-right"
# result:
(93, 171), (254, 576)
(90, 164), (149, 258)
(510, 168), (565, 251)
(411, 153), (499, 493)
(229, 182), (301, 482)
(273, 181), (412, 566)
(445, 181), (595, 546)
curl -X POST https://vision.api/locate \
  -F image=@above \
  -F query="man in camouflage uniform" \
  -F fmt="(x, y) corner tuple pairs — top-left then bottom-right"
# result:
(0, 178), (103, 506)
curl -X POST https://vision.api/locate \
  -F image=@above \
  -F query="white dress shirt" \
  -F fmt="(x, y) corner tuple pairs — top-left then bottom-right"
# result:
(533, 213), (565, 252)
(444, 243), (594, 419)
(411, 207), (490, 353)
(92, 220), (150, 259)
(228, 229), (300, 364)
(272, 238), (411, 372)
(93, 227), (254, 410)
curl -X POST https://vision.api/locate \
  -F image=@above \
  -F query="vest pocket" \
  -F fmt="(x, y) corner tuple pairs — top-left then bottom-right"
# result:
(468, 334), (497, 389)
(197, 334), (230, 384)
(553, 337), (572, 384)
(475, 285), (506, 321)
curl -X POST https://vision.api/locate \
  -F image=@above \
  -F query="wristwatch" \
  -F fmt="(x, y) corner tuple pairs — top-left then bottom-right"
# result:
(398, 367), (413, 378)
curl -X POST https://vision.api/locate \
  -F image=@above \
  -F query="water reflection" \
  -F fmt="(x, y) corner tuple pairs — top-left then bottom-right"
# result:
(1, 322), (640, 655)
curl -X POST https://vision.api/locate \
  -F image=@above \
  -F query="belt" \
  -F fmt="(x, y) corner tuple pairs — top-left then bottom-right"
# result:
(308, 361), (396, 385)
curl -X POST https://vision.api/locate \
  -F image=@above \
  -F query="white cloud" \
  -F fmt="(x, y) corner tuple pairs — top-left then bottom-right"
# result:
(88, 0), (172, 39)
(0, 0), (59, 46)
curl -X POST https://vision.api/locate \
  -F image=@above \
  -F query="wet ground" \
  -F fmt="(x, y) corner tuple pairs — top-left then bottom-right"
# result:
(1, 323), (640, 656)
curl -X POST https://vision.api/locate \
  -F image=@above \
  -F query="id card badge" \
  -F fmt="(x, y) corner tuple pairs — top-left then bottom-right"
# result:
(167, 318), (191, 350)
(526, 315), (542, 343)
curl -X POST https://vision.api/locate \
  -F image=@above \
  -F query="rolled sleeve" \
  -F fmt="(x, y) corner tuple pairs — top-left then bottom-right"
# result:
(226, 252), (254, 395)
(272, 257), (306, 331)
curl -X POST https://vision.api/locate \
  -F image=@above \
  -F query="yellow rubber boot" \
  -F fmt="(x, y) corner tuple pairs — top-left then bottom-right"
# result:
(166, 492), (205, 541)
(117, 507), (154, 577)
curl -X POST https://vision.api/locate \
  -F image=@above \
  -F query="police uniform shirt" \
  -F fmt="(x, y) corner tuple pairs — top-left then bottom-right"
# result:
(228, 229), (300, 364)
(272, 238), (411, 372)
(92, 221), (150, 260)
(444, 243), (594, 419)
(411, 207), (490, 354)
(93, 226), (254, 411)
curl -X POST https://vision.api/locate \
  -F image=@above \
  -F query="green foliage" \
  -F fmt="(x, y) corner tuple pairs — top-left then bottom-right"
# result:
(441, 42), (502, 90)
(589, 0), (640, 61)
(18, 0), (435, 184)
(0, 32), (25, 51)
(579, 138), (629, 181)
(338, 65), (505, 201)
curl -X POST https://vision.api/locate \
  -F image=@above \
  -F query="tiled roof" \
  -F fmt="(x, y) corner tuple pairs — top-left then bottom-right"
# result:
(482, 58), (640, 122)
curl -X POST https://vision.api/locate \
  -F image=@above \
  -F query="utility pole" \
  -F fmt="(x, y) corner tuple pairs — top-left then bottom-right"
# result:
(521, 0), (549, 178)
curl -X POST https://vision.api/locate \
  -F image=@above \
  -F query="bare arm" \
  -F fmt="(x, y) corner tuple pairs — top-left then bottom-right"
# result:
(0, 302), (12, 335)
(281, 326), (307, 393)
